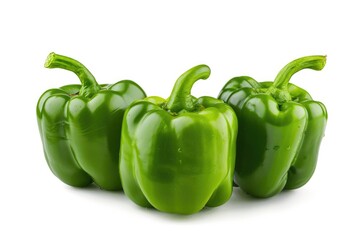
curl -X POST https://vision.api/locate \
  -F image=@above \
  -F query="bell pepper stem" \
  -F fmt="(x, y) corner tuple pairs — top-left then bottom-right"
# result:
(166, 65), (211, 112)
(45, 52), (101, 98)
(268, 55), (326, 103)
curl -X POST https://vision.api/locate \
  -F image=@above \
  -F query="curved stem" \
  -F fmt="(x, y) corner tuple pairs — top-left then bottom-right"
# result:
(45, 52), (101, 98)
(166, 65), (211, 112)
(272, 55), (326, 90)
(267, 55), (326, 103)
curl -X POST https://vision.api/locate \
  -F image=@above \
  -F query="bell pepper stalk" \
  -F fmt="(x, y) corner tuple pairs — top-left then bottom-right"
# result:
(120, 65), (237, 214)
(219, 55), (327, 198)
(44, 52), (102, 98)
(37, 52), (146, 190)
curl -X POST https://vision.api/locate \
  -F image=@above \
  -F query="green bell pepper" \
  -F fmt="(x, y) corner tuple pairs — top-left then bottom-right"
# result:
(37, 53), (146, 190)
(120, 65), (237, 214)
(219, 55), (327, 198)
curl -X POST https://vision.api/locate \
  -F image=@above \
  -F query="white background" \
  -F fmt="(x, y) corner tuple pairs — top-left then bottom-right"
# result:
(1, 0), (359, 239)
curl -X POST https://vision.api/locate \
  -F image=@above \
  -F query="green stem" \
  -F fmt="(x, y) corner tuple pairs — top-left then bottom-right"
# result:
(166, 65), (211, 112)
(268, 55), (326, 103)
(45, 52), (101, 98)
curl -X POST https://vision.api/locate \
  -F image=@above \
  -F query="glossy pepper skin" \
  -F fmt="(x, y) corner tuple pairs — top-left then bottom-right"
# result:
(219, 56), (327, 198)
(120, 65), (237, 214)
(37, 53), (146, 190)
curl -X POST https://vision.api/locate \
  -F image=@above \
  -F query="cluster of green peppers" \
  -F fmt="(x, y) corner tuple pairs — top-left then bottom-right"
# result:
(37, 52), (327, 214)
